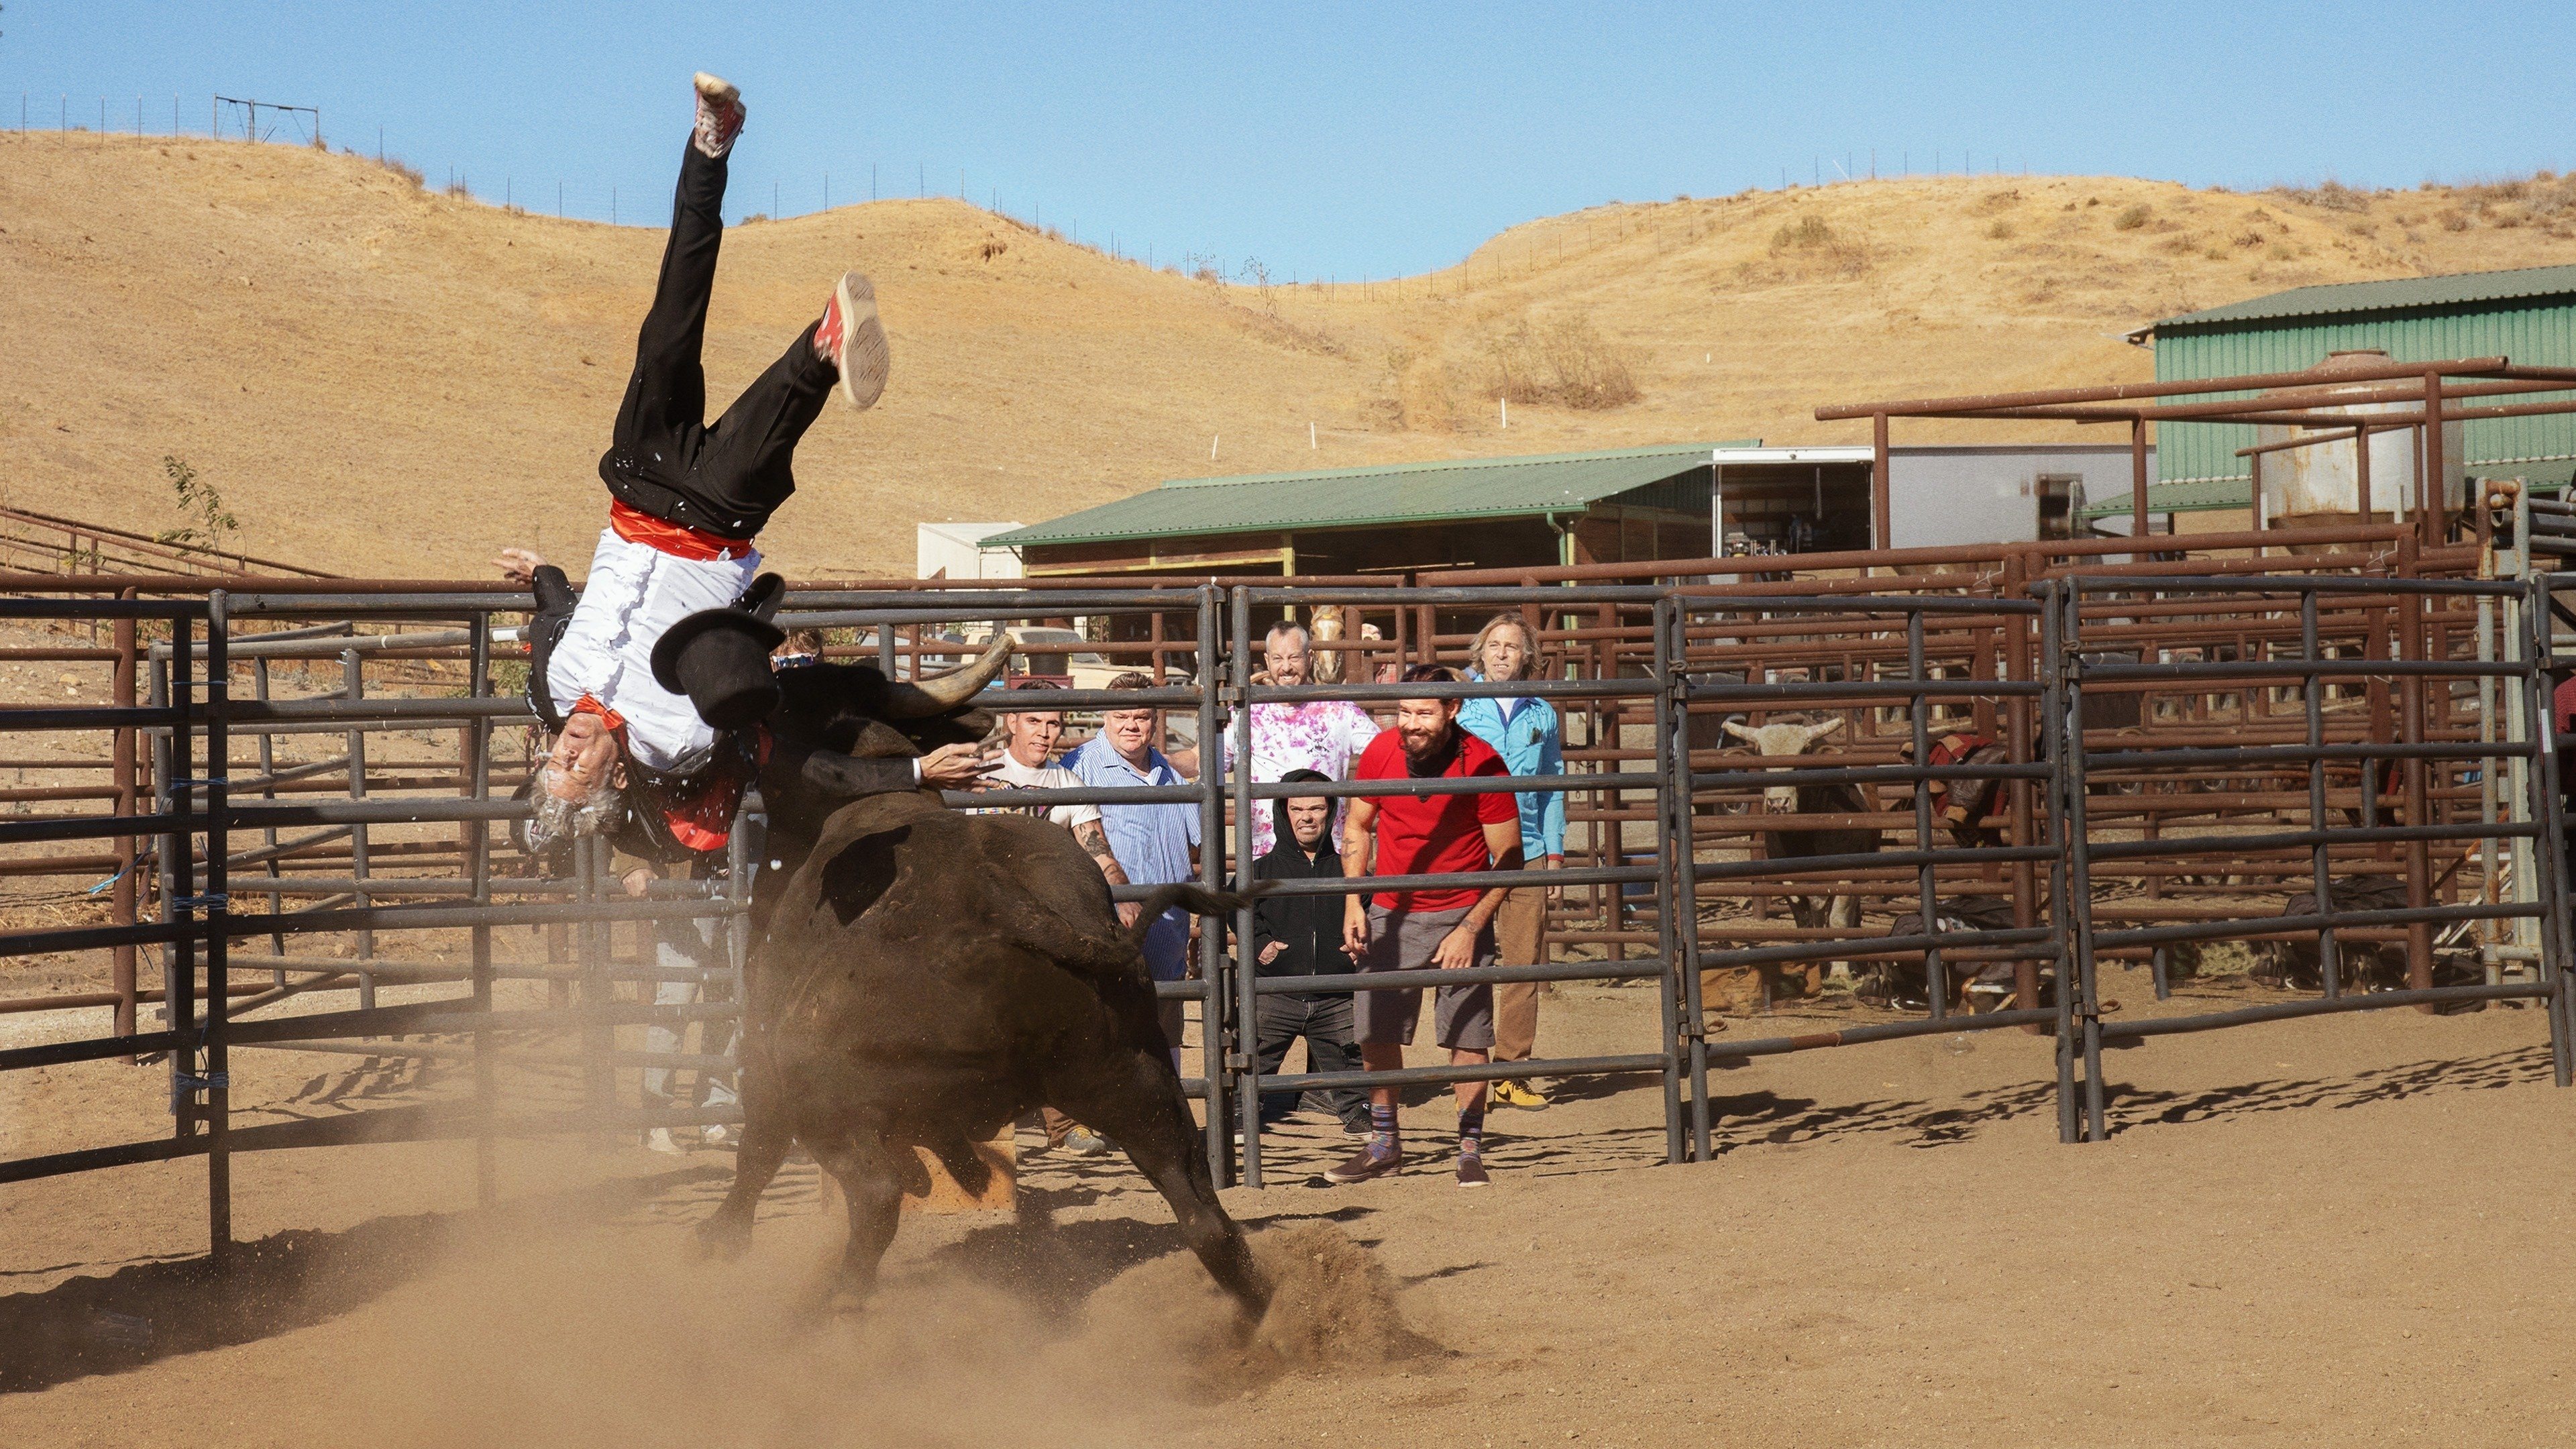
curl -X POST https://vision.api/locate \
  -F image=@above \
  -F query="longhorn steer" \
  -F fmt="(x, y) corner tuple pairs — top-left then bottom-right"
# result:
(1718, 716), (1879, 1005)
(695, 638), (1270, 1319)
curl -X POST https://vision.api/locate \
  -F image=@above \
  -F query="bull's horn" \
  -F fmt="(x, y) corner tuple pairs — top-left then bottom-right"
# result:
(1721, 719), (1758, 743)
(1804, 716), (1847, 743)
(883, 631), (1013, 717)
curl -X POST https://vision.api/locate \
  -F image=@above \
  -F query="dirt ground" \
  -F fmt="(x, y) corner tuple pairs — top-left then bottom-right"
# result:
(4, 970), (2571, 1448)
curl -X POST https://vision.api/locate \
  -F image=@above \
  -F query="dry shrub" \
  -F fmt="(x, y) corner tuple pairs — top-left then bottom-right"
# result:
(443, 180), (469, 199)
(978, 237), (1008, 260)
(2112, 203), (2152, 231)
(1481, 313), (1641, 411)
(2441, 209), (2473, 231)
(2274, 179), (2373, 212)
(1984, 219), (2016, 241)
(378, 156), (424, 190)
(1771, 214), (1834, 250)
(2157, 233), (2198, 254)
(1764, 213), (1870, 276)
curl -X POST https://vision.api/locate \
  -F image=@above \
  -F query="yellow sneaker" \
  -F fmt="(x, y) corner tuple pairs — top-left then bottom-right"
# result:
(1491, 1079), (1551, 1111)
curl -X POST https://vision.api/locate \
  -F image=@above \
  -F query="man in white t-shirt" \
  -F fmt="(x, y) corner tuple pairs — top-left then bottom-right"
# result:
(967, 679), (1130, 1155)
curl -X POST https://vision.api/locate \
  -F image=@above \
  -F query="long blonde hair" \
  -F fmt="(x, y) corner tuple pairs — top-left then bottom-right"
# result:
(1470, 613), (1540, 682)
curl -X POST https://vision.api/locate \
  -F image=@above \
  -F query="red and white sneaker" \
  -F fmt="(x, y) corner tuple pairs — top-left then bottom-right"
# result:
(814, 271), (890, 410)
(692, 72), (744, 159)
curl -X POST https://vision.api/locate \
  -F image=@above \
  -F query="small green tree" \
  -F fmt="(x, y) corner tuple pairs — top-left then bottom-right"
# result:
(156, 455), (239, 549)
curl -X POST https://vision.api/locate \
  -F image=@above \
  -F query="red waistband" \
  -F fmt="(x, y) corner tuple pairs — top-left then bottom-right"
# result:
(608, 500), (753, 561)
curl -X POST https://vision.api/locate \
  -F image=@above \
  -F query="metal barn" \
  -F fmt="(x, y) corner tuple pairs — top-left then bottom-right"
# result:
(2128, 263), (2576, 514)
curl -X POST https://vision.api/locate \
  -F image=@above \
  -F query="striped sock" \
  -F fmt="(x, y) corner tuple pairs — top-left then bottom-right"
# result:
(1370, 1103), (1399, 1150)
(1457, 1104), (1486, 1159)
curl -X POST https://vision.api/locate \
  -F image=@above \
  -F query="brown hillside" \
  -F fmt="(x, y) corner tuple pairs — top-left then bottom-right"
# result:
(7, 131), (2575, 576)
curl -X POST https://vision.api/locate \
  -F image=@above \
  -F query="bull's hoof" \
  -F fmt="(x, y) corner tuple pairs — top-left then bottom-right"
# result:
(694, 1212), (753, 1261)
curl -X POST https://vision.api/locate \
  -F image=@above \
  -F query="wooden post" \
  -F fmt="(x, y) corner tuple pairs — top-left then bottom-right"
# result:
(2421, 371), (2446, 547)
(1871, 413), (1892, 552)
(2355, 423), (2373, 522)
(2131, 417), (2150, 544)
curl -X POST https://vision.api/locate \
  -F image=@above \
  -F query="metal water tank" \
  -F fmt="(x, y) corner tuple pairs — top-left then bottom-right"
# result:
(2254, 350), (2465, 529)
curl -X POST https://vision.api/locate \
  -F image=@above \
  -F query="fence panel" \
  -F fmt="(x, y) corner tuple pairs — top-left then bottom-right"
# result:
(2054, 574), (2572, 1139)
(1670, 593), (2075, 1159)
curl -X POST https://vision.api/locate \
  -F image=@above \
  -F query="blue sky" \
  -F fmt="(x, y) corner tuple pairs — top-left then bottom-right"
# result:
(9, 2), (2573, 280)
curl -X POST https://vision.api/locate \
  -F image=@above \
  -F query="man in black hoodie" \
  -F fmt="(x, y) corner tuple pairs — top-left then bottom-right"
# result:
(1248, 769), (1371, 1135)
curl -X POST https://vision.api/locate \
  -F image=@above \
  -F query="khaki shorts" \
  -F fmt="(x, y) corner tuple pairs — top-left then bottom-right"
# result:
(1353, 904), (1496, 1051)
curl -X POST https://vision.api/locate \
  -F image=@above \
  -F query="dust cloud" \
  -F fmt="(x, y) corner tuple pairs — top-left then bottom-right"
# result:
(345, 1215), (1429, 1449)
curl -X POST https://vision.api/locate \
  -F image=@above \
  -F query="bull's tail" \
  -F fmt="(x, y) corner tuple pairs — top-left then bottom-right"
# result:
(1125, 882), (1272, 951)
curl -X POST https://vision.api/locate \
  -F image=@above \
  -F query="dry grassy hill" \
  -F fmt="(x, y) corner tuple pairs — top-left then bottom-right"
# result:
(7, 129), (2575, 577)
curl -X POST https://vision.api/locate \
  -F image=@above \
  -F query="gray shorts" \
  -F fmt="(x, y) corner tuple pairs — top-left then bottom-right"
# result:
(1354, 904), (1496, 1051)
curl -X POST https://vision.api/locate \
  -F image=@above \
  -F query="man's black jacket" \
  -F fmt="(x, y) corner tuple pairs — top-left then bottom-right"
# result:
(1251, 802), (1355, 979)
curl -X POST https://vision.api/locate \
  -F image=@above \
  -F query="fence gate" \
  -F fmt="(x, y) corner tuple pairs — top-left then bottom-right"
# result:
(1668, 592), (2075, 1160)
(2053, 574), (2573, 1142)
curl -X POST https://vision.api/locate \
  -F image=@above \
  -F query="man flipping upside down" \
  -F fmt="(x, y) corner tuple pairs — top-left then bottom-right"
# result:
(499, 73), (987, 861)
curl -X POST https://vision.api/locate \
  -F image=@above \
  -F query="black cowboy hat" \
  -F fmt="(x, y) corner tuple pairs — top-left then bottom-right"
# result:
(652, 574), (789, 729)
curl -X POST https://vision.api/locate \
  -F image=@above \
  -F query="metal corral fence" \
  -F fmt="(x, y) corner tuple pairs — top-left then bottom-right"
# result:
(2, 569), (2569, 1260)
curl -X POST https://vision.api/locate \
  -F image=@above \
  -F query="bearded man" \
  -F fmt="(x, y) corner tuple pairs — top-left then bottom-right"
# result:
(1327, 665), (1521, 1189)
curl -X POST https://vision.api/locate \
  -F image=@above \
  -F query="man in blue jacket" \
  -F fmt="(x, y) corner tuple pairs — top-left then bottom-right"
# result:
(1458, 615), (1565, 1111)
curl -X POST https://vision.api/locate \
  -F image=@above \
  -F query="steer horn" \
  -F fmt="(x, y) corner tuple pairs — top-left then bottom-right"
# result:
(882, 630), (1013, 717)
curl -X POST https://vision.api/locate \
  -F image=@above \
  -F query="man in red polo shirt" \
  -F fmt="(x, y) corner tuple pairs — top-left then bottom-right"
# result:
(1328, 664), (1523, 1188)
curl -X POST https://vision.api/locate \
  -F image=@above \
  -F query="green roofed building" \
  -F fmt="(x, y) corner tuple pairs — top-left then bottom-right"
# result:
(2094, 263), (2576, 522)
(985, 441), (1754, 578)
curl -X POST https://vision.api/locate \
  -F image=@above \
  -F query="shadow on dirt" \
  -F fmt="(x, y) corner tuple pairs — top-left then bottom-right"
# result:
(1701, 1043), (2558, 1152)
(2111, 1043), (2555, 1130)
(0, 1164), (727, 1395)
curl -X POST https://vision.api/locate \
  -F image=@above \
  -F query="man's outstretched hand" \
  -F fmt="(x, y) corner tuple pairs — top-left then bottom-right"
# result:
(493, 547), (547, 584)
(917, 743), (998, 790)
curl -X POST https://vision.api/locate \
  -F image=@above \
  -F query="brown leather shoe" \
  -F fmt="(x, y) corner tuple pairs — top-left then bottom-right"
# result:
(1324, 1139), (1403, 1185)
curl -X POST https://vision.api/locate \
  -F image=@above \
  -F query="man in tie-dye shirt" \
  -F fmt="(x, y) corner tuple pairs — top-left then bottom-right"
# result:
(1222, 621), (1381, 858)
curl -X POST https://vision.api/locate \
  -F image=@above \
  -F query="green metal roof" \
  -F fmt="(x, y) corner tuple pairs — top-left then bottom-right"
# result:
(987, 441), (1752, 549)
(2075, 477), (2251, 519)
(2073, 465), (2572, 520)
(2157, 264), (2576, 331)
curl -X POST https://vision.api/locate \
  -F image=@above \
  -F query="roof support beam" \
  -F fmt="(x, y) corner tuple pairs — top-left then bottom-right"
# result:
(1813, 357), (2510, 421)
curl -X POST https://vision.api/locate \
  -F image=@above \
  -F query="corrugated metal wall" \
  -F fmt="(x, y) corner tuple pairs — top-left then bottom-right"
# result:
(2153, 301), (2576, 484)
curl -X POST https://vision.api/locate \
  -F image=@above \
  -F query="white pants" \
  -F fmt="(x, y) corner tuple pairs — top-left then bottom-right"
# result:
(642, 914), (738, 1110)
(548, 529), (759, 775)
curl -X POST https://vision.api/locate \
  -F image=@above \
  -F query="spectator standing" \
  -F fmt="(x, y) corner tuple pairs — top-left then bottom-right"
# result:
(1222, 621), (1381, 858)
(1457, 614), (1566, 1112)
(970, 678), (1129, 1155)
(1328, 665), (1522, 1189)
(1246, 769), (1371, 1136)
(1060, 672), (1203, 1061)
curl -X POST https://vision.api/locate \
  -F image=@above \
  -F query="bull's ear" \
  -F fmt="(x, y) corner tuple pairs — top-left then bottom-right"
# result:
(1805, 716), (1847, 743)
(1721, 719), (1758, 743)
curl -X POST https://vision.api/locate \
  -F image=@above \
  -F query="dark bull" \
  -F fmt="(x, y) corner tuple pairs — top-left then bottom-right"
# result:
(674, 626), (1271, 1318)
